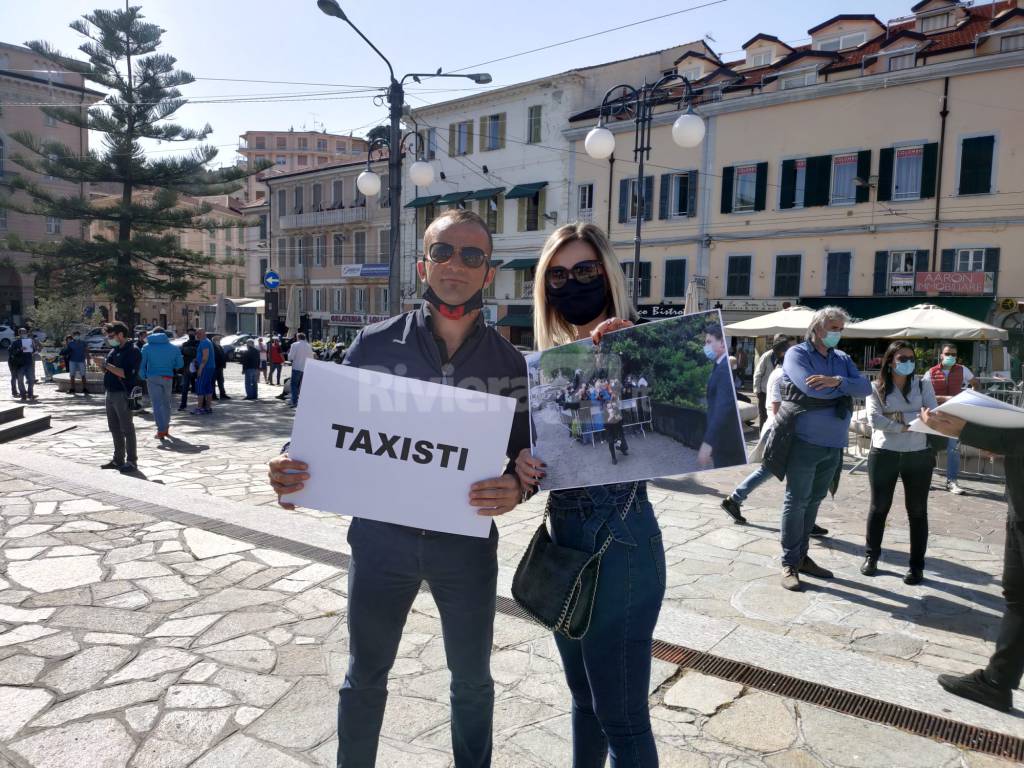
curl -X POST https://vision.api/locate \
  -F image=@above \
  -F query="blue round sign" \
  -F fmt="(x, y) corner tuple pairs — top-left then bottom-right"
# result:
(263, 271), (281, 290)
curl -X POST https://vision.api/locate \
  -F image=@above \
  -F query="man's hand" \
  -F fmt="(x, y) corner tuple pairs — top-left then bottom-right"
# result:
(697, 442), (713, 468)
(105, 363), (125, 378)
(919, 408), (966, 438)
(806, 374), (841, 390)
(268, 453), (309, 510)
(470, 474), (522, 517)
(591, 317), (634, 346)
(515, 448), (545, 492)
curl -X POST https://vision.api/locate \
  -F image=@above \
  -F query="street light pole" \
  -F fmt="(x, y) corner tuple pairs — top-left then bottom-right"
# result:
(584, 75), (705, 305)
(317, 0), (491, 317)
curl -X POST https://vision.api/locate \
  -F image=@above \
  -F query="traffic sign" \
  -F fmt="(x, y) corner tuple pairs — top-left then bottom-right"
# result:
(263, 271), (281, 290)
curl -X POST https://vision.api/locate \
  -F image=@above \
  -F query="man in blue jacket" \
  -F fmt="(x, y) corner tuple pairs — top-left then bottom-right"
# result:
(779, 307), (871, 591)
(139, 327), (183, 440)
(698, 323), (746, 470)
(268, 208), (529, 768)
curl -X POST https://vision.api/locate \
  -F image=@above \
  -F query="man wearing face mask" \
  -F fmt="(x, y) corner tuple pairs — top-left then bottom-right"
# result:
(101, 322), (141, 473)
(925, 342), (976, 496)
(699, 324), (747, 469)
(774, 306), (871, 591)
(267, 208), (529, 768)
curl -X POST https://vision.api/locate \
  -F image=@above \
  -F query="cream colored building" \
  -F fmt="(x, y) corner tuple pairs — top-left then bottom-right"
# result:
(566, 0), (1024, 371)
(236, 129), (369, 205)
(0, 42), (104, 326)
(266, 158), (392, 341)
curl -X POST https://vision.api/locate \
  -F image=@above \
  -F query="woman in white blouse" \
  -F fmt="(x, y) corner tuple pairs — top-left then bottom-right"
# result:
(862, 341), (939, 585)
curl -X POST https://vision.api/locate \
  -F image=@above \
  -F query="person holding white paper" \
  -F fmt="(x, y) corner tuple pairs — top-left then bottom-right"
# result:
(926, 342), (976, 495)
(922, 408), (1024, 712)
(516, 223), (665, 768)
(268, 209), (529, 768)
(861, 342), (938, 585)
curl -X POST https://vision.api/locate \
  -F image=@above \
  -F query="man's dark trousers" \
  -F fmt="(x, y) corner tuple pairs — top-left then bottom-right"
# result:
(178, 372), (193, 409)
(987, 521), (1024, 690)
(337, 518), (497, 768)
(757, 391), (768, 428)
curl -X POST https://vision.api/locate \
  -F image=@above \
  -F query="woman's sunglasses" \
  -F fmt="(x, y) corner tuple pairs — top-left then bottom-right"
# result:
(427, 242), (489, 269)
(545, 260), (604, 290)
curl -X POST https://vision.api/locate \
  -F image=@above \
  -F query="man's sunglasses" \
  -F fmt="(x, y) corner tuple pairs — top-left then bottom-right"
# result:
(545, 260), (604, 290)
(427, 242), (489, 269)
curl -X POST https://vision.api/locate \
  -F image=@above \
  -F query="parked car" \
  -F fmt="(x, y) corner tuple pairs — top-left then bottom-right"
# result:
(0, 325), (14, 349)
(218, 333), (251, 361)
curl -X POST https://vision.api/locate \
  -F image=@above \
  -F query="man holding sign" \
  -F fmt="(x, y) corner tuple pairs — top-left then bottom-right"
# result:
(269, 209), (529, 768)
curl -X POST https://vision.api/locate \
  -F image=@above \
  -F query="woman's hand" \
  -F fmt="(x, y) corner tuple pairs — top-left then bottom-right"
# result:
(591, 318), (634, 346)
(268, 453), (309, 510)
(470, 474), (523, 517)
(515, 448), (545, 492)
(919, 408), (966, 438)
(697, 442), (713, 468)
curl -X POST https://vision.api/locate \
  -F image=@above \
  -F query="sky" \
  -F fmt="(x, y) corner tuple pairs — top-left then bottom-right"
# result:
(6, 0), (917, 167)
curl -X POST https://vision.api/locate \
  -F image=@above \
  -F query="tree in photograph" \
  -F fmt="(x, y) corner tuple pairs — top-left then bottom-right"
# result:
(0, 5), (268, 323)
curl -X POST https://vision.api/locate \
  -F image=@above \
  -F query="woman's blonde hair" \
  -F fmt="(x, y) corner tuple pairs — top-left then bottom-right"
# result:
(533, 222), (636, 351)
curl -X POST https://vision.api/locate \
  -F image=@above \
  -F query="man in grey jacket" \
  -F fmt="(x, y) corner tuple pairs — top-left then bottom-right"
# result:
(753, 334), (792, 428)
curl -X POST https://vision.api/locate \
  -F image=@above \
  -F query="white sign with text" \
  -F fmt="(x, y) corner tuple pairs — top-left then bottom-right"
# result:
(287, 361), (517, 537)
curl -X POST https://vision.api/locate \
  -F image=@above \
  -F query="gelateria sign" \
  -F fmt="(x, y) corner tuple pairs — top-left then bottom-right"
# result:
(915, 272), (991, 295)
(329, 314), (388, 325)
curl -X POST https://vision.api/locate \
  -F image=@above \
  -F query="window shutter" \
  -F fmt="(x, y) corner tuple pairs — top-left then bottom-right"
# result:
(466, 122), (474, 154)
(959, 136), (994, 195)
(914, 250), (930, 273)
(618, 179), (629, 223)
(517, 198), (526, 232)
(780, 159), (797, 210)
(498, 113), (507, 149)
(658, 174), (671, 220)
(479, 117), (488, 150)
(643, 176), (654, 221)
(873, 251), (888, 295)
(448, 124), (456, 157)
(754, 162), (769, 211)
(641, 262), (652, 298)
(496, 194), (504, 234)
(538, 188), (547, 228)
(721, 166), (734, 214)
(855, 150), (872, 203)
(920, 142), (939, 199)
(877, 148), (894, 202)
(687, 170), (698, 218)
(804, 155), (831, 207)
(940, 249), (956, 272)
(984, 249), (1000, 293)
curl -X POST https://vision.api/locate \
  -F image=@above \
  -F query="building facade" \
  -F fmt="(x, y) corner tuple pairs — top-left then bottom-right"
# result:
(265, 158), (392, 341)
(0, 42), (104, 326)
(565, 0), (1024, 371)
(236, 129), (369, 205)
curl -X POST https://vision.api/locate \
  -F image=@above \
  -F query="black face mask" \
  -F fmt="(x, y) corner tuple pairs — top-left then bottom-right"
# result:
(546, 275), (609, 327)
(422, 266), (489, 320)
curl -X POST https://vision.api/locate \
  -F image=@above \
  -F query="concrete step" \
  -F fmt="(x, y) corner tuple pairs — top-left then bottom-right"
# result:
(0, 414), (51, 443)
(0, 403), (25, 425)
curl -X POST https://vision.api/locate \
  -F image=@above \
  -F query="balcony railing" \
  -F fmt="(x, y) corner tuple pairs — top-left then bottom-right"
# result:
(578, 208), (594, 224)
(279, 206), (368, 230)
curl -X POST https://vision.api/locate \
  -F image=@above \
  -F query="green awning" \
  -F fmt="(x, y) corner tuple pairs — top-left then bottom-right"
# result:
(405, 195), (440, 208)
(501, 258), (539, 271)
(504, 182), (548, 199)
(497, 313), (534, 328)
(800, 296), (995, 323)
(464, 187), (506, 200)
(436, 191), (471, 205)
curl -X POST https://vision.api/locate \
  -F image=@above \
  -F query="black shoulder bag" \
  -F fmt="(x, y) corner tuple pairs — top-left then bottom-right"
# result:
(512, 482), (638, 640)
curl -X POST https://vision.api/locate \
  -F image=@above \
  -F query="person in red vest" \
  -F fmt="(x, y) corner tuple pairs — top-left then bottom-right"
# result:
(925, 342), (976, 496)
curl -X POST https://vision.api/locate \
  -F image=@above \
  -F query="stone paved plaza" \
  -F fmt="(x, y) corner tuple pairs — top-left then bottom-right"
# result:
(0, 363), (1021, 767)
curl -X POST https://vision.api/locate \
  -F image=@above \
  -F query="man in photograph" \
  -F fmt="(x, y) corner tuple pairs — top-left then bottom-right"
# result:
(698, 323), (746, 469)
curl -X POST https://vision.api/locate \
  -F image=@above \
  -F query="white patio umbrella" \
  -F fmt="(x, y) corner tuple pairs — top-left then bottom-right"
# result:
(724, 305), (816, 338)
(683, 281), (700, 315)
(285, 286), (300, 336)
(843, 303), (1007, 341)
(214, 295), (227, 335)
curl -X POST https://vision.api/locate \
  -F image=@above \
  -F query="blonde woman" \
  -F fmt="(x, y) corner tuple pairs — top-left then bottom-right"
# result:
(516, 222), (665, 767)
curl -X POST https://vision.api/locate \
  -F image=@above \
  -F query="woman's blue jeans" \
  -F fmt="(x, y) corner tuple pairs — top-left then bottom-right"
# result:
(547, 482), (665, 768)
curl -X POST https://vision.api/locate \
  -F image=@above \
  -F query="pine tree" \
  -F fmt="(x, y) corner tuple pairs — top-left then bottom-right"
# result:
(0, 5), (267, 324)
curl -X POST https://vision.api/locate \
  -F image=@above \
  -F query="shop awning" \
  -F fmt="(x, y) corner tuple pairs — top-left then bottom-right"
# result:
(436, 191), (471, 205)
(464, 187), (506, 200)
(504, 182), (548, 199)
(404, 195), (440, 208)
(497, 313), (534, 328)
(800, 296), (996, 324)
(500, 257), (539, 271)
(488, 260), (505, 268)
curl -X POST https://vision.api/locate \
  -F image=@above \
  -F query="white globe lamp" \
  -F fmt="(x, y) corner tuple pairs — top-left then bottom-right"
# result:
(671, 112), (706, 149)
(584, 126), (616, 160)
(408, 160), (434, 188)
(356, 170), (381, 197)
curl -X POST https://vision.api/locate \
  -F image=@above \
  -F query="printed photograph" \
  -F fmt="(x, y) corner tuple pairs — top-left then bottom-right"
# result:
(528, 309), (748, 491)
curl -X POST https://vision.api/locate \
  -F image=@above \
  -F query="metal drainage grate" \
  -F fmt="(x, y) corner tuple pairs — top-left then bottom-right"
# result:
(47, 475), (1024, 762)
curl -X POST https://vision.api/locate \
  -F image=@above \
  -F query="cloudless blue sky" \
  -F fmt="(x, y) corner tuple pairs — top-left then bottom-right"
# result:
(7, 0), (916, 166)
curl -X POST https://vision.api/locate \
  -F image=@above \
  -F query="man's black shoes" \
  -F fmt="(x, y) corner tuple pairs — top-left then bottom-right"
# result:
(721, 497), (747, 525)
(938, 670), (1012, 712)
(811, 524), (829, 537)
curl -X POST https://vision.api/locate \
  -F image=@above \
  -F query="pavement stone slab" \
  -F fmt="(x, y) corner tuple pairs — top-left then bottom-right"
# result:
(9, 718), (136, 768)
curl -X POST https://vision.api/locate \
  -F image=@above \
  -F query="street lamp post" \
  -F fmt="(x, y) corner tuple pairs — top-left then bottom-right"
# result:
(583, 75), (705, 305)
(317, 0), (491, 317)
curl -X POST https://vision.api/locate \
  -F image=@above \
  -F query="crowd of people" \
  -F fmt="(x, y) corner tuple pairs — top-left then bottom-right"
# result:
(553, 370), (649, 464)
